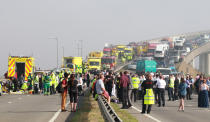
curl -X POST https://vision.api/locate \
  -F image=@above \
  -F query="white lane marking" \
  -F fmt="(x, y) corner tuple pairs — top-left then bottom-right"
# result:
(131, 106), (162, 122)
(49, 100), (70, 122)
(186, 104), (192, 107)
(8, 101), (12, 104)
(18, 97), (22, 100)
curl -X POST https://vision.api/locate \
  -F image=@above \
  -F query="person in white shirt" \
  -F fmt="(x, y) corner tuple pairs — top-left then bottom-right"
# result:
(77, 74), (84, 95)
(153, 74), (159, 104)
(157, 75), (166, 107)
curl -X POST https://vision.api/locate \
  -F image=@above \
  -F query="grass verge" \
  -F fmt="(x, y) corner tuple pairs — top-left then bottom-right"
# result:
(71, 93), (104, 122)
(110, 103), (138, 122)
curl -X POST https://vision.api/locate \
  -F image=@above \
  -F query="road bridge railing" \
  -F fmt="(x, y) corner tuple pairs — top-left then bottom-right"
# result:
(98, 95), (122, 122)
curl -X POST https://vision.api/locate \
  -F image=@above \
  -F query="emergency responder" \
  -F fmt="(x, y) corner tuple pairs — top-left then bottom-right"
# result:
(12, 77), (18, 92)
(39, 74), (44, 94)
(51, 73), (56, 95)
(44, 75), (51, 96)
(0, 80), (2, 96)
(34, 74), (39, 94)
(28, 73), (33, 94)
(21, 81), (28, 93)
(59, 71), (64, 81)
(121, 56), (126, 64)
(141, 73), (154, 114)
(168, 75), (175, 101)
(131, 74), (140, 102)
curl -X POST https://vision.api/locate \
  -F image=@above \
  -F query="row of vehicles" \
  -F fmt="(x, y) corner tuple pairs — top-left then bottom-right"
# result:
(6, 33), (209, 82)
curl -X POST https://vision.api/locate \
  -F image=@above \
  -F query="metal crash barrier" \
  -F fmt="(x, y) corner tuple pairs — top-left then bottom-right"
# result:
(98, 95), (122, 122)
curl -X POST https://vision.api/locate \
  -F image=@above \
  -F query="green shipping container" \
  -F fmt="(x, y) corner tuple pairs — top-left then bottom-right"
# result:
(136, 60), (157, 74)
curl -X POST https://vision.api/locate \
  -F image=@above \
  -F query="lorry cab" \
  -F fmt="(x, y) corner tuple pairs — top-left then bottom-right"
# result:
(154, 44), (169, 58)
(62, 57), (83, 73)
(101, 56), (116, 70)
(116, 45), (126, 53)
(147, 43), (159, 57)
(124, 48), (133, 61)
(87, 58), (101, 72)
(103, 48), (112, 56)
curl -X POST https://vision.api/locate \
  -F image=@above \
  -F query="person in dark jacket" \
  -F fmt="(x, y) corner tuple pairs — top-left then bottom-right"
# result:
(178, 77), (188, 112)
(105, 72), (114, 97)
(141, 73), (154, 114)
(174, 75), (180, 100)
(12, 77), (18, 92)
(194, 75), (203, 94)
(198, 77), (209, 108)
(120, 71), (130, 109)
(68, 74), (78, 112)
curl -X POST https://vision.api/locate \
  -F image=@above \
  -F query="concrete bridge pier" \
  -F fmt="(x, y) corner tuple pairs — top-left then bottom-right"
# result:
(199, 52), (210, 75)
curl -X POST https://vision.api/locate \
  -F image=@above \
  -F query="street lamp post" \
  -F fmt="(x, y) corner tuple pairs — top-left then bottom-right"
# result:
(62, 46), (64, 58)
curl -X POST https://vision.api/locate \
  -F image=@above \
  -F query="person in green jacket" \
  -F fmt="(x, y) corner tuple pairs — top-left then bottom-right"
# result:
(44, 75), (51, 96)
(28, 73), (33, 94)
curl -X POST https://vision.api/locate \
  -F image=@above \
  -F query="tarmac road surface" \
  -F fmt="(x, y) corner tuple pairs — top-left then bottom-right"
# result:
(0, 94), (72, 122)
(126, 93), (210, 122)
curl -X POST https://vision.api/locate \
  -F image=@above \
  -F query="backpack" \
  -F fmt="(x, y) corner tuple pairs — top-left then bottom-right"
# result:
(56, 82), (64, 93)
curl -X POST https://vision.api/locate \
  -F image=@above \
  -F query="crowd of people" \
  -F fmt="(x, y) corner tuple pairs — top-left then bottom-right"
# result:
(89, 71), (210, 114)
(1, 69), (210, 114)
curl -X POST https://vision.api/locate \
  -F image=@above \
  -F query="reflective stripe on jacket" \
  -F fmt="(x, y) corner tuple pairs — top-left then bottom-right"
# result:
(144, 89), (155, 105)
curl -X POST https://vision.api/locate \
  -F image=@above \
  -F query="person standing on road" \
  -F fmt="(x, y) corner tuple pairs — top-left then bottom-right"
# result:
(174, 75), (180, 101)
(206, 77), (210, 102)
(186, 75), (192, 100)
(141, 73), (154, 114)
(153, 74), (159, 104)
(34, 74), (39, 94)
(44, 75), (50, 96)
(157, 75), (166, 107)
(18, 74), (24, 90)
(120, 71), (131, 109)
(168, 75), (175, 101)
(28, 73), (33, 94)
(61, 73), (69, 112)
(126, 72), (132, 108)
(39, 74), (43, 94)
(131, 74), (140, 102)
(198, 77), (209, 108)
(194, 74), (202, 94)
(178, 77), (187, 112)
(68, 74), (78, 112)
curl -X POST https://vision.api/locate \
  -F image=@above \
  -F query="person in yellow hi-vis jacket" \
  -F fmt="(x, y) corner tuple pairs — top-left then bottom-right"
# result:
(50, 73), (56, 95)
(141, 73), (154, 114)
(0, 81), (2, 96)
(131, 74), (140, 102)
